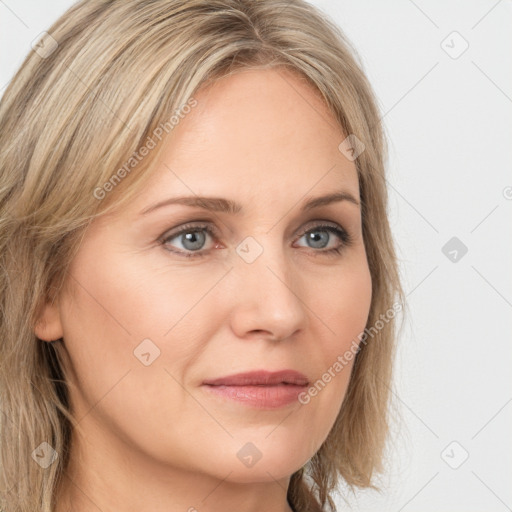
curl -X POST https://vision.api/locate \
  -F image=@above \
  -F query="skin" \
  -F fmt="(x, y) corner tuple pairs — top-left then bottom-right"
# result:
(35, 67), (372, 512)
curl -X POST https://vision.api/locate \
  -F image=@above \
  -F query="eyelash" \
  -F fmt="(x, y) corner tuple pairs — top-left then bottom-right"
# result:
(159, 221), (353, 259)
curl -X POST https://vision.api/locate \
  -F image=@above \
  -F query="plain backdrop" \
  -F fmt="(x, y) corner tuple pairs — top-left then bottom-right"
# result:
(1, 1), (511, 511)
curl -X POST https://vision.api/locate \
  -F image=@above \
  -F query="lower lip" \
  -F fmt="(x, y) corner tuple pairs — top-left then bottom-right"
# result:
(202, 383), (307, 409)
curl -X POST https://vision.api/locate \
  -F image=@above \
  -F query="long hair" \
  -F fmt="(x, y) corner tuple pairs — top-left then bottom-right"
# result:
(0, 1), (404, 510)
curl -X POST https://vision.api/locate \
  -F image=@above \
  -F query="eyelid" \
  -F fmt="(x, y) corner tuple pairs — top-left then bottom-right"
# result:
(161, 218), (346, 237)
(158, 221), (220, 245)
(298, 219), (342, 234)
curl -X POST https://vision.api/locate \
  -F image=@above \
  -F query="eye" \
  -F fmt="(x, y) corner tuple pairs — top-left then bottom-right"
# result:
(294, 223), (353, 256)
(159, 221), (353, 258)
(160, 222), (218, 258)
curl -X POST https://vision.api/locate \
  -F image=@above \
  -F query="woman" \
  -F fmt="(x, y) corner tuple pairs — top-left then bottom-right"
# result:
(0, 1), (403, 511)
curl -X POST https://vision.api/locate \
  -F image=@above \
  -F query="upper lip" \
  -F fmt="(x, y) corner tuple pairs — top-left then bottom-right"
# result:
(202, 370), (309, 387)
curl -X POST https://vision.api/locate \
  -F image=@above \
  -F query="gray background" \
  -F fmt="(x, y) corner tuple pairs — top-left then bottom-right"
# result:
(1, 1), (511, 510)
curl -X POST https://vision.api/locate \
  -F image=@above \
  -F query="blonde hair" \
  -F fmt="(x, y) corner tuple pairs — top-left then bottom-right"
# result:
(0, 1), (404, 511)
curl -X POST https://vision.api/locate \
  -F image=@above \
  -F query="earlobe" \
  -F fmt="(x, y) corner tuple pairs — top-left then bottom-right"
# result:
(34, 298), (64, 342)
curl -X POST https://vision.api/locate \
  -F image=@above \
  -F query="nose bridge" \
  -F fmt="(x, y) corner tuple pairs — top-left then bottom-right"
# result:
(230, 232), (307, 338)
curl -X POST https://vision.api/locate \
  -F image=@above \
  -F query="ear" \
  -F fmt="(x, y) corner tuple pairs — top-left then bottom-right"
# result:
(34, 297), (64, 342)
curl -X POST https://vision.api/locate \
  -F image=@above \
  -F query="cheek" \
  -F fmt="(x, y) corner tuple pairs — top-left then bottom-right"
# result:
(58, 248), (222, 411)
(300, 252), (372, 425)
(63, 242), (215, 341)
(317, 251), (372, 359)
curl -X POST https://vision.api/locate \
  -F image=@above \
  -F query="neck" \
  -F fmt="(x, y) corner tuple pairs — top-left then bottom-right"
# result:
(55, 426), (295, 512)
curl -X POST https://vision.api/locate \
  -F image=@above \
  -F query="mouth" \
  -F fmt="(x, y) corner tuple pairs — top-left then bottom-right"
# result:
(201, 370), (309, 409)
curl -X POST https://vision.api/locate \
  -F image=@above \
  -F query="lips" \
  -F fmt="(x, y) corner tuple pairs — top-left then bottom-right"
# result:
(201, 370), (309, 409)
(202, 370), (309, 387)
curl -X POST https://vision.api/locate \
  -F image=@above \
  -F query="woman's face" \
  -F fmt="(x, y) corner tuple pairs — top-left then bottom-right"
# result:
(38, 68), (371, 486)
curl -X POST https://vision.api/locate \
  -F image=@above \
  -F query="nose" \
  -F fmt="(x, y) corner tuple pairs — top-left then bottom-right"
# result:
(229, 238), (308, 342)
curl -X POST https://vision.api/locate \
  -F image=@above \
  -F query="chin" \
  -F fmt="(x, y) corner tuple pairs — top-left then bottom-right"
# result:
(216, 458), (302, 484)
(197, 436), (310, 484)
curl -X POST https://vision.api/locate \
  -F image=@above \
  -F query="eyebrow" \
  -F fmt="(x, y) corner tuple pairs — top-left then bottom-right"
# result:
(139, 191), (360, 216)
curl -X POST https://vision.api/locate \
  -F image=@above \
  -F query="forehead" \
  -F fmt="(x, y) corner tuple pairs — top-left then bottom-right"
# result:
(172, 66), (349, 160)
(125, 67), (359, 215)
